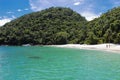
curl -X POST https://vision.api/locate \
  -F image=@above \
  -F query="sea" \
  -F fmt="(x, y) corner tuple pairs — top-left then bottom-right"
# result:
(0, 46), (120, 80)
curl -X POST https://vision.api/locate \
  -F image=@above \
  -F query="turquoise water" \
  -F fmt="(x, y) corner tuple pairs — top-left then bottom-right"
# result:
(0, 46), (120, 80)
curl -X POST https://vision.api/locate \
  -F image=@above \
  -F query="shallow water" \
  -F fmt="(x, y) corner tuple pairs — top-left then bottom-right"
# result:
(0, 46), (120, 80)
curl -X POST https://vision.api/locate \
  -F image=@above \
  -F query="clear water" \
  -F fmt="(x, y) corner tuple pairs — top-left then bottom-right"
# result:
(0, 46), (120, 80)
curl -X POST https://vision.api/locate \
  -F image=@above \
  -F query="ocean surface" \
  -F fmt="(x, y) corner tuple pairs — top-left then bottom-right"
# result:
(0, 46), (120, 80)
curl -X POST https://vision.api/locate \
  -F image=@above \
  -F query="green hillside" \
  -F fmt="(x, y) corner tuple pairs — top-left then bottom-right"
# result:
(86, 7), (120, 44)
(0, 7), (87, 45)
(0, 7), (120, 45)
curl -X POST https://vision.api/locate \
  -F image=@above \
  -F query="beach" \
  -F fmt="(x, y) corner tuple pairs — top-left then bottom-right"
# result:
(51, 43), (120, 53)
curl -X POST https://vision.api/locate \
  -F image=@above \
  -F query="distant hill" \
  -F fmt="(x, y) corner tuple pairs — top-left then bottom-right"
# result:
(86, 7), (120, 44)
(0, 7), (87, 45)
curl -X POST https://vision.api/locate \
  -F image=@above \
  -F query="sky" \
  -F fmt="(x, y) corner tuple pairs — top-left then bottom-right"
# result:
(0, 0), (120, 26)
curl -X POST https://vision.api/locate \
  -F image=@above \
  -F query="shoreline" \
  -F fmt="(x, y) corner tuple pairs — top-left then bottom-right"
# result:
(50, 44), (120, 53)
(1, 43), (120, 53)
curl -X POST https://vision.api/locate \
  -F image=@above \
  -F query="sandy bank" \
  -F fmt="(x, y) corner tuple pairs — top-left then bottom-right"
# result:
(51, 44), (120, 53)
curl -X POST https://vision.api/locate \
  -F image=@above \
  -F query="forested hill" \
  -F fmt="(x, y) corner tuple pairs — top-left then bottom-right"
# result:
(0, 7), (87, 45)
(86, 7), (120, 44)
(0, 7), (120, 45)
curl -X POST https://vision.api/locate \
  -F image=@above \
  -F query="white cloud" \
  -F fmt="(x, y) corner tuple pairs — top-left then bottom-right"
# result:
(80, 11), (100, 21)
(17, 9), (22, 12)
(0, 18), (11, 26)
(73, 2), (81, 5)
(11, 15), (16, 19)
(0, 16), (16, 26)
(111, 0), (120, 6)
(7, 11), (14, 14)
(24, 8), (29, 10)
(29, 0), (84, 11)
(29, 0), (54, 11)
(29, 0), (102, 21)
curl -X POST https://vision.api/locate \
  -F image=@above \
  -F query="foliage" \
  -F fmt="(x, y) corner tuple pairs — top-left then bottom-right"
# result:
(0, 7), (120, 45)
(0, 7), (87, 45)
(86, 7), (120, 44)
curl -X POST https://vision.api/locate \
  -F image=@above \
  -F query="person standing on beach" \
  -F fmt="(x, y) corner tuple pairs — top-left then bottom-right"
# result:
(106, 44), (108, 48)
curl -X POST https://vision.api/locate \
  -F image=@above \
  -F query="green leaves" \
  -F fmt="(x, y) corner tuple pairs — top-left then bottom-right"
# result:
(55, 32), (69, 44)
(0, 7), (86, 45)
(0, 7), (120, 45)
(87, 7), (120, 44)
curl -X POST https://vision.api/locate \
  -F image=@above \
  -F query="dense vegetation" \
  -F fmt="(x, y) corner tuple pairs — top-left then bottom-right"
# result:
(0, 7), (120, 45)
(0, 7), (87, 45)
(86, 7), (120, 44)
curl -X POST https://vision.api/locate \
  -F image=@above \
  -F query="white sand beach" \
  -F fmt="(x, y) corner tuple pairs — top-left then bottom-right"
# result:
(51, 44), (120, 53)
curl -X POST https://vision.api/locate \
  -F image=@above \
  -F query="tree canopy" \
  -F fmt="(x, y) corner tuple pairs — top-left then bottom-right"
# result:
(0, 7), (120, 45)
(0, 7), (87, 45)
(86, 7), (120, 44)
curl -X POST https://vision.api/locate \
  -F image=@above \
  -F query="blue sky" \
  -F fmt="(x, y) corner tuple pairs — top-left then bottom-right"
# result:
(0, 0), (120, 26)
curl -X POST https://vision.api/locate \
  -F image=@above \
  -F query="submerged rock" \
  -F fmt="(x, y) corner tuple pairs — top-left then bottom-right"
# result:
(28, 56), (41, 59)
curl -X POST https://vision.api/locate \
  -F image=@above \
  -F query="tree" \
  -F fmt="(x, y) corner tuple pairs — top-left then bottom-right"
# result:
(55, 32), (69, 44)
